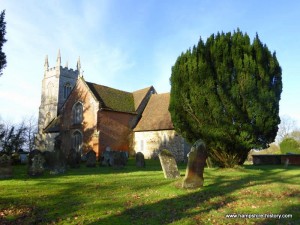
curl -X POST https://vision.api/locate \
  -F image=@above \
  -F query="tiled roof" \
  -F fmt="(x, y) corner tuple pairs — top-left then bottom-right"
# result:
(86, 82), (136, 113)
(43, 115), (61, 133)
(132, 86), (154, 110)
(134, 93), (174, 131)
(44, 79), (155, 133)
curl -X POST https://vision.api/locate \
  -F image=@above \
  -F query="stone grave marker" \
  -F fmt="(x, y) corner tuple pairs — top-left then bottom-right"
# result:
(100, 150), (113, 166)
(158, 149), (180, 179)
(100, 150), (128, 168)
(136, 152), (145, 168)
(182, 139), (207, 189)
(0, 154), (13, 179)
(67, 148), (81, 168)
(112, 151), (127, 169)
(28, 153), (45, 176)
(48, 139), (67, 175)
(86, 150), (97, 167)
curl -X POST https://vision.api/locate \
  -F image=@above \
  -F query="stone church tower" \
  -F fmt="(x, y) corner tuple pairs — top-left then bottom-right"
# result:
(35, 50), (81, 151)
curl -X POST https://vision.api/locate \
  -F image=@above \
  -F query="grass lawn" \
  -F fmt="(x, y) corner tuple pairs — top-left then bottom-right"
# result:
(0, 159), (299, 225)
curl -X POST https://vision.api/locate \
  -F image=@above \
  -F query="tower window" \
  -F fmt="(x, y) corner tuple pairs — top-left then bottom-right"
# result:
(72, 102), (83, 124)
(64, 83), (72, 99)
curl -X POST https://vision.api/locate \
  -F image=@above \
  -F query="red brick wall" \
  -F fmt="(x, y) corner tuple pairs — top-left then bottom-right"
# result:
(98, 110), (136, 154)
(60, 79), (99, 157)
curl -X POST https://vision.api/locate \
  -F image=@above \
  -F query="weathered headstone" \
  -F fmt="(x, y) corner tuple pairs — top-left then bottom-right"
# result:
(28, 153), (45, 176)
(0, 154), (13, 179)
(182, 139), (207, 189)
(86, 150), (97, 167)
(67, 148), (81, 168)
(100, 150), (128, 168)
(49, 138), (67, 174)
(43, 151), (54, 169)
(158, 149), (180, 179)
(100, 150), (113, 166)
(112, 151), (127, 169)
(136, 152), (145, 168)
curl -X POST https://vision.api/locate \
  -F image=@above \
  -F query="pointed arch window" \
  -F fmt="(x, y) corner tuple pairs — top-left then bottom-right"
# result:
(72, 102), (83, 124)
(64, 83), (72, 99)
(72, 130), (83, 154)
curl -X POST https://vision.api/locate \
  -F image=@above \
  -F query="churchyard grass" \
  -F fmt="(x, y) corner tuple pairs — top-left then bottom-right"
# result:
(0, 159), (299, 225)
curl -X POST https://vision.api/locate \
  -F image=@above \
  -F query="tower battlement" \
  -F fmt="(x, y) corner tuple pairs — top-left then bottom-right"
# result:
(46, 66), (78, 72)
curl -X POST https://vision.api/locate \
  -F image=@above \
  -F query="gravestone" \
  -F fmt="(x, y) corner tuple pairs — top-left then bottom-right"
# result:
(182, 139), (207, 189)
(86, 150), (97, 167)
(100, 150), (113, 166)
(136, 152), (145, 168)
(43, 151), (54, 169)
(158, 149), (180, 179)
(49, 137), (67, 174)
(67, 148), (81, 168)
(28, 153), (45, 176)
(100, 150), (128, 168)
(0, 154), (13, 179)
(112, 151), (127, 169)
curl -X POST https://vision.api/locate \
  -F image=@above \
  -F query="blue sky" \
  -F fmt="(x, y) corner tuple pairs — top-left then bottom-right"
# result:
(0, 0), (300, 128)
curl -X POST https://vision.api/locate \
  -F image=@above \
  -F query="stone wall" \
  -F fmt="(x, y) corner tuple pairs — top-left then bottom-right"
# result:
(133, 130), (189, 162)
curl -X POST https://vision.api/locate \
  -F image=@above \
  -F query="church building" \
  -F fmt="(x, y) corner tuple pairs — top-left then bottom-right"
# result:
(36, 51), (189, 161)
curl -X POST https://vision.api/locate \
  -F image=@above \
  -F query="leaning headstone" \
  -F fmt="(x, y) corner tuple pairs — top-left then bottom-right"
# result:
(182, 139), (208, 189)
(67, 148), (81, 168)
(28, 153), (45, 176)
(86, 150), (97, 167)
(158, 149), (180, 179)
(0, 154), (13, 179)
(136, 152), (145, 168)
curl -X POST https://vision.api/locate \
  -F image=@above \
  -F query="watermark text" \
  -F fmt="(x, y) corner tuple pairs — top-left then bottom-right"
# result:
(225, 213), (292, 219)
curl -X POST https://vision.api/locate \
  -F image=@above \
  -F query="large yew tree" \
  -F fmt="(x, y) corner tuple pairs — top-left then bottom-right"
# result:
(169, 30), (282, 167)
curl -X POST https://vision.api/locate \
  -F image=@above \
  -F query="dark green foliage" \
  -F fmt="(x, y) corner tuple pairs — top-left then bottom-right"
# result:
(0, 125), (27, 154)
(0, 10), (7, 76)
(169, 29), (282, 167)
(280, 138), (300, 154)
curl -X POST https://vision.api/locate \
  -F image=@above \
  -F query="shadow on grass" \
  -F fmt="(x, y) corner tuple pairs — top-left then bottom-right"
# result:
(1, 161), (299, 225)
(87, 166), (300, 225)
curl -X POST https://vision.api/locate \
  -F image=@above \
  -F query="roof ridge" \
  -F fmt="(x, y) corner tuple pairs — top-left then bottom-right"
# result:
(132, 85), (153, 93)
(85, 81), (132, 94)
